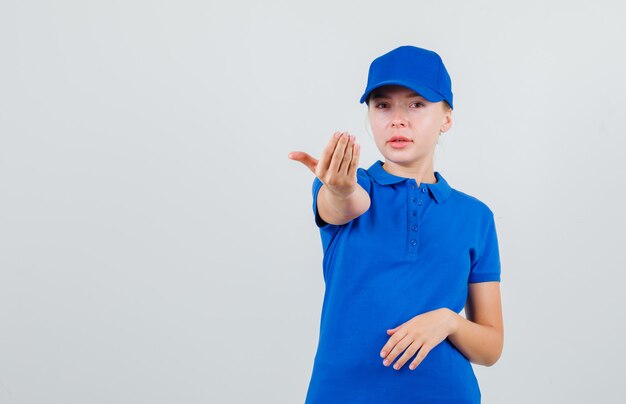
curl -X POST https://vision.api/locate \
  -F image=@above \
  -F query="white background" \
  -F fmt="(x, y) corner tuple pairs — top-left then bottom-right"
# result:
(1, 1), (625, 403)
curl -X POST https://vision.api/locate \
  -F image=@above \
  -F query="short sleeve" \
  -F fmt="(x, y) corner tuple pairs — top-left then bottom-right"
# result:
(312, 176), (341, 231)
(468, 212), (502, 283)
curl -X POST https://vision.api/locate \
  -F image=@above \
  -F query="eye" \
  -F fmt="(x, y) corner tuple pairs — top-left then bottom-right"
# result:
(410, 102), (425, 108)
(375, 102), (388, 109)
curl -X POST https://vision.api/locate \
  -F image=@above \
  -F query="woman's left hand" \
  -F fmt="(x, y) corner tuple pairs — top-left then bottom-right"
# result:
(380, 308), (458, 371)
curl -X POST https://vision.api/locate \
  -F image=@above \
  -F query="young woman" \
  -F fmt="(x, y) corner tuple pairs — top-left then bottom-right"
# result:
(288, 45), (503, 403)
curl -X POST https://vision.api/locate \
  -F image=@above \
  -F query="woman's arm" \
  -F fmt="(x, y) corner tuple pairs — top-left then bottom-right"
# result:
(447, 281), (504, 366)
(289, 131), (370, 225)
(378, 282), (503, 371)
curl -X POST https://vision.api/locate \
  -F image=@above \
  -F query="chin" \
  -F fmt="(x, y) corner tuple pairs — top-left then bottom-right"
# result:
(385, 152), (431, 165)
(382, 154), (415, 163)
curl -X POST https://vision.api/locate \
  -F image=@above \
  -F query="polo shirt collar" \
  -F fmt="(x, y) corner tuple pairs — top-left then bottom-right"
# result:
(367, 160), (452, 204)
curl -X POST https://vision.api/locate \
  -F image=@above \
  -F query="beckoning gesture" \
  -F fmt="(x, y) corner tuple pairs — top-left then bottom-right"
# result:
(288, 131), (361, 199)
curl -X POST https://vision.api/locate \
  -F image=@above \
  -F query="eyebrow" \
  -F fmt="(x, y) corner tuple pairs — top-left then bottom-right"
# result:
(370, 91), (424, 100)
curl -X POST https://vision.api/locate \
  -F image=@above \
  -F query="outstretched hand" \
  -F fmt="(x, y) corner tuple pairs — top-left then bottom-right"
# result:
(380, 308), (457, 371)
(288, 131), (361, 199)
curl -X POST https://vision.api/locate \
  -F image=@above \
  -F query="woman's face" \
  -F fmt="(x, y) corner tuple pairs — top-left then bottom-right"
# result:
(368, 84), (452, 166)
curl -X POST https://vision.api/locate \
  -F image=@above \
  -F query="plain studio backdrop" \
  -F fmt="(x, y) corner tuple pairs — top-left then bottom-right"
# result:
(1, 1), (625, 403)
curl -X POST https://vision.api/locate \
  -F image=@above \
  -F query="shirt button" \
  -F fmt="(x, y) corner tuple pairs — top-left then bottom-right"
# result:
(410, 240), (417, 246)
(421, 188), (426, 193)
(411, 225), (417, 231)
(412, 211), (416, 216)
(418, 200), (423, 206)
(412, 198), (416, 202)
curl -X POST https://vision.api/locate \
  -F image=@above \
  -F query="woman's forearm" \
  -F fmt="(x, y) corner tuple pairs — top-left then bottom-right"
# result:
(446, 309), (503, 366)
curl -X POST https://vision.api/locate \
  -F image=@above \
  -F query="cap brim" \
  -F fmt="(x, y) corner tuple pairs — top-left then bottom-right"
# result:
(359, 80), (445, 104)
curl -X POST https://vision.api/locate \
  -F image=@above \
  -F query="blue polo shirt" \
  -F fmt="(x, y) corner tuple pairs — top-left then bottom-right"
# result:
(305, 160), (501, 404)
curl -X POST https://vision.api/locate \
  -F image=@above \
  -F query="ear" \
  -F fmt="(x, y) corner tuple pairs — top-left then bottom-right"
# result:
(441, 110), (453, 134)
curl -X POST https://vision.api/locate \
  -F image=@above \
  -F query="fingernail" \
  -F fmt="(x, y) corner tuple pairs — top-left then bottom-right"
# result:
(335, 132), (341, 138)
(409, 365), (415, 370)
(380, 351), (386, 358)
(383, 360), (389, 366)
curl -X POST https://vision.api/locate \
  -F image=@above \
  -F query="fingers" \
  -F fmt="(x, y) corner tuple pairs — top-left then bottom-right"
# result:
(317, 131), (343, 178)
(388, 339), (419, 370)
(288, 151), (319, 174)
(380, 327), (404, 358)
(408, 344), (433, 370)
(339, 134), (355, 175)
(391, 341), (432, 371)
(315, 131), (360, 180)
(381, 333), (434, 371)
(347, 140), (360, 178)
(326, 132), (349, 175)
(381, 332), (410, 367)
(383, 339), (433, 371)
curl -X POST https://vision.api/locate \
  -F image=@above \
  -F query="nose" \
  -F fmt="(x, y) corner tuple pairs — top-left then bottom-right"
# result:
(390, 108), (408, 128)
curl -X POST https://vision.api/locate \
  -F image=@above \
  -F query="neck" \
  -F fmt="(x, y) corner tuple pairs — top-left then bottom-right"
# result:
(381, 160), (437, 186)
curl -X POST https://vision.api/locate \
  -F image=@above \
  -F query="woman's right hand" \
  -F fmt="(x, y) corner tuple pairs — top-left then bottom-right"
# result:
(288, 131), (361, 199)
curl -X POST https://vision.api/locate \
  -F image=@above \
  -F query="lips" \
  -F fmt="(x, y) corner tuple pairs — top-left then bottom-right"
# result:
(388, 136), (412, 142)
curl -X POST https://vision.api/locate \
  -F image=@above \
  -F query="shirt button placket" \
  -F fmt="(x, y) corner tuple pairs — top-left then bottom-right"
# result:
(407, 180), (420, 257)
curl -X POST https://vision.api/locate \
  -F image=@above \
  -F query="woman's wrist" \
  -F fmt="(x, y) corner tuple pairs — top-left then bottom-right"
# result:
(442, 308), (461, 337)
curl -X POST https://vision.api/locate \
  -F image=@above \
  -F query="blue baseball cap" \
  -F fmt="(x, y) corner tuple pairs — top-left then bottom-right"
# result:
(359, 45), (454, 110)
